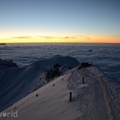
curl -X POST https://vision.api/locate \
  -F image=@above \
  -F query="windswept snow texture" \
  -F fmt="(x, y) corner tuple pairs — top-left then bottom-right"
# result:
(1, 66), (114, 120)
(0, 55), (79, 112)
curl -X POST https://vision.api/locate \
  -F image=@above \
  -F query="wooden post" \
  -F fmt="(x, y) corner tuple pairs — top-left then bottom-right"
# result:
(82, 77), (84, 84)
(69, 92), (72, 102)
(36, 94), (38, 97)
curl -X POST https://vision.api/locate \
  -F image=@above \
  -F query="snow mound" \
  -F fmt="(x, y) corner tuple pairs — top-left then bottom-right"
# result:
(34, 55), (80, 69)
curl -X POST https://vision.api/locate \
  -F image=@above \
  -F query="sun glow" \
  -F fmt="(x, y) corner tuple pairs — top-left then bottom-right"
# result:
(0, 33), (120, 43)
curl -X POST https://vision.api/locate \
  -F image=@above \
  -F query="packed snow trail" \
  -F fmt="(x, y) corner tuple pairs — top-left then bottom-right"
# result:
(91, 66), (116, 120)
(100, 77), (115, 120)
(1, 66), (113, 120)
(68, 67), (109, 120)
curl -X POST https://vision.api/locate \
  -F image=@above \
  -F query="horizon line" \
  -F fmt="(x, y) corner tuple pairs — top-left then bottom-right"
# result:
(1, 42), (120, 44)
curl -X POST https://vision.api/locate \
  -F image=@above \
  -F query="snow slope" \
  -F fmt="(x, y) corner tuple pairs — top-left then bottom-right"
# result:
(1, 65), (116, 120)
(0, 55), (79, 112)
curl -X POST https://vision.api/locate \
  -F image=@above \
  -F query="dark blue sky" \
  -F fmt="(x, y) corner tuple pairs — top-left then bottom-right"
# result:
(0, 0), (120, 43)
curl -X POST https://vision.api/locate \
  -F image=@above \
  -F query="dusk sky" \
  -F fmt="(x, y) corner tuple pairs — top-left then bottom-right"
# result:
(0, 0), (120, 43)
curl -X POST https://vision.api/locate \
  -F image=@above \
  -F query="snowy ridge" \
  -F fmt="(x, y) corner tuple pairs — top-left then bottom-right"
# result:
(1, 65), (117, 120)
(0, 55), (79, 112)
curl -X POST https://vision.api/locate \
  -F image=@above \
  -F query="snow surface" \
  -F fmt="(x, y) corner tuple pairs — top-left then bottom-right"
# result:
(1, 65), (117, 120)
(0, 55), (79, 112)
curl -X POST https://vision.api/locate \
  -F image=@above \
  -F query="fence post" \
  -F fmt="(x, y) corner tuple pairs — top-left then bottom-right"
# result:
(82, 77), (84, 84)
(69, 92), (72, 102)
(36, 94), (38, 97)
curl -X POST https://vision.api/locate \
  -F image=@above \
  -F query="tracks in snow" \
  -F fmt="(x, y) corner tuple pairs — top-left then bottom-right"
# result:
(92, 69), (115, 120)
(69, 67), (114, 120)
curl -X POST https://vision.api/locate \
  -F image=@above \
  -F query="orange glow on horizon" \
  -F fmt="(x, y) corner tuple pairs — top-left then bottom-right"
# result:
(0, 34), (120, 43)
